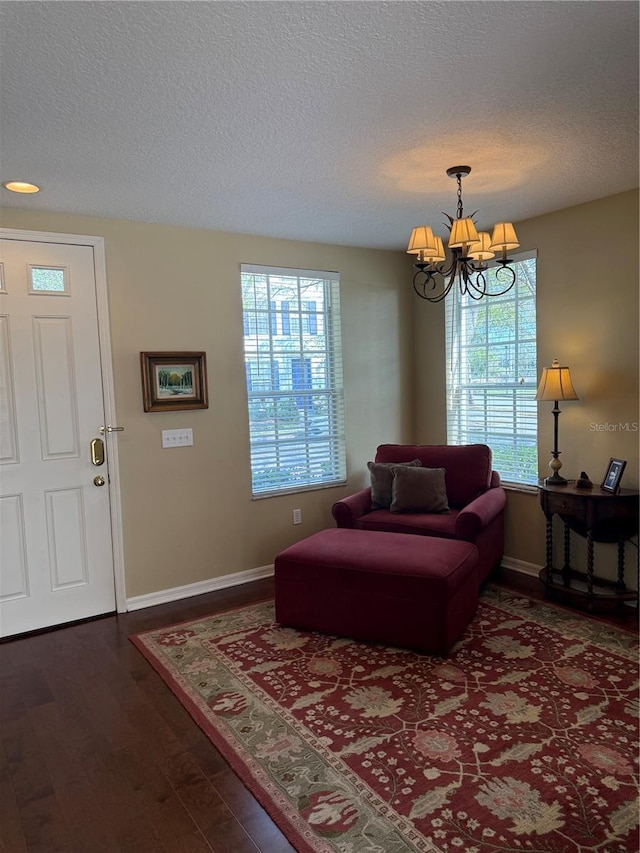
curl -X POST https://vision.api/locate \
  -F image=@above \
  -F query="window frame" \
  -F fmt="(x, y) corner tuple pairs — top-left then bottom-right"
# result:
(241, 264), (346, 498)
(445, 250), (538, 487)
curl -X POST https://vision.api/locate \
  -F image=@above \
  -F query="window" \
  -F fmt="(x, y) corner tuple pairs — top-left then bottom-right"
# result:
(445, 251), (537, 486)
(241, 264), (346, 497)
(303, 301), (318, 335)
(29, 265), (68, 294)
(246, 359), (280, 392)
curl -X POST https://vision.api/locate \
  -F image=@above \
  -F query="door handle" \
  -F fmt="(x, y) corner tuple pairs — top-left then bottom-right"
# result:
(90, 438), (105, 466)
(93, 475), (106, 487)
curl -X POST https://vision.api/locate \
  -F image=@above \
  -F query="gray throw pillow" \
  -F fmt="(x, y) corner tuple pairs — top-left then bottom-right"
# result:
(390, 466), (450, 513)
(368, 459), (422, 509)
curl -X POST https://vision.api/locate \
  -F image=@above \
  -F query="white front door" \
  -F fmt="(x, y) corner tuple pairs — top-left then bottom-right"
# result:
(0, 236), (117, 636)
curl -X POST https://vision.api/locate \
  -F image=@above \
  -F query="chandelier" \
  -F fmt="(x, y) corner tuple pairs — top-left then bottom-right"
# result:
(407, 166), (520, 303)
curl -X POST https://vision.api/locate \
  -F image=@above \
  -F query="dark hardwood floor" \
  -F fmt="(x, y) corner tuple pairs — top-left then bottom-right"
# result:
(1, 570), (637, 852)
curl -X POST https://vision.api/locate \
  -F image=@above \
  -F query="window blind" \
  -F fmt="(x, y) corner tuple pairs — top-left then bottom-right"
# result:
(445, 251), (538, 486)
(241, 264), (346, 497)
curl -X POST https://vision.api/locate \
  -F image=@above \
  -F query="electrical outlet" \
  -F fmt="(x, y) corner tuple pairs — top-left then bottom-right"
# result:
(292, 508), (302, 525)
(162, 428), (193, 448)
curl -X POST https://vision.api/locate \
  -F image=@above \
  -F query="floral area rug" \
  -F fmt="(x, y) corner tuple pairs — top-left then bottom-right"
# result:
(131, 587), (639, 853)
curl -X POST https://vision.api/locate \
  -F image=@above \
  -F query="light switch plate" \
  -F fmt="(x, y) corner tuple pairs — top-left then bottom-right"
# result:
(162, 428), (193, 448)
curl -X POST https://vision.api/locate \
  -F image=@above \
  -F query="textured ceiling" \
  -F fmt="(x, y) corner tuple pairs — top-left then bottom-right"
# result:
(1, 1), (638, 250)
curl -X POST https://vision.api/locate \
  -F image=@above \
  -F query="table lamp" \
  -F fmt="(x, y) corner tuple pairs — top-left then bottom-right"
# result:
(535, 358), (579, 485)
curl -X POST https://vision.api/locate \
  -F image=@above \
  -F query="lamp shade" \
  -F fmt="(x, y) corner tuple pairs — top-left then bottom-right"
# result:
(449, 217), (479, 248)
(535, 359), (579, 401)
(468, 232), (496, 261)
(426, 235), (446, 263)
(407, 226), (436, 255)
(490, 222), (520, 252)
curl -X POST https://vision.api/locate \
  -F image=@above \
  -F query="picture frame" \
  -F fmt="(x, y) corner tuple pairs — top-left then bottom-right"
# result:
(600, 457), (626, 493)
(140, 351), (208, 412)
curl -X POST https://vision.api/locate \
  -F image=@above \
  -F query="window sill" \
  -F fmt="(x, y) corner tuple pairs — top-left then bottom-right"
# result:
(501, 482), (538, 495)
(252, 480), (347, 500)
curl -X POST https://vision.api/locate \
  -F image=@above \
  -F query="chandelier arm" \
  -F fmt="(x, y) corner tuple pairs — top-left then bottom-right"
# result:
(428, 277), (456, 303)
(486, 264), (517, 296)
(457, 263), (470, 296)
(465, 267), (488, 295)
(467, 272), (488, 300)
(434, 259), (455, 279)
(412, 272), (432, 299)
(458, 255), (484, 295)
(445, 258), (461, 294)
(412, 268), (456, 303)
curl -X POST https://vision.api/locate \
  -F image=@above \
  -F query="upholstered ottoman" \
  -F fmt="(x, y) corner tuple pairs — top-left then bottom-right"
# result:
(274, 528), (479, 655)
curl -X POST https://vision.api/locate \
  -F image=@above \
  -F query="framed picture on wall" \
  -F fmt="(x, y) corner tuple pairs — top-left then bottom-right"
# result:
(140, 351), (209, 412)
(600, 457), (626, 493)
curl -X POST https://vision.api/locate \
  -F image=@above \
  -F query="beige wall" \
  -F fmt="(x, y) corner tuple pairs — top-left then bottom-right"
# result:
(3, 188), (637, 596)
(1, 209), (413, 597)
(413, 189), (640, 579)
(413, 298), (447, 442)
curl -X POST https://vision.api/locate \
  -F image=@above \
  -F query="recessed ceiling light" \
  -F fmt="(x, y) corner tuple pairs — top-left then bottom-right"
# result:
(3, 180), (40, 194)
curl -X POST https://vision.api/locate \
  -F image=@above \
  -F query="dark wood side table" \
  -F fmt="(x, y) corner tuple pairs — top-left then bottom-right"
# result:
(538, 480), (639, 610)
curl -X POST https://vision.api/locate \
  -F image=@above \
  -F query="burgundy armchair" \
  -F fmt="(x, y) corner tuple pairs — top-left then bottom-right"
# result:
(332, 444), (506, 584)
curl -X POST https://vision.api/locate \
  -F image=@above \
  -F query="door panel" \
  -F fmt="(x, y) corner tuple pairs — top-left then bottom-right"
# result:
(0, 315), (19, 462)
(0, 238), (116, 636)
(33, 315), (80, 457)
(45, 487), (88, 589)
(0, 494), (28, 600)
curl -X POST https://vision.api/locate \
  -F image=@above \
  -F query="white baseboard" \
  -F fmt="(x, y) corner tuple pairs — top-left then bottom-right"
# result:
(125, 564), (275, 612)
(125, 556), (544, 612)
(501, 556), (543, 578)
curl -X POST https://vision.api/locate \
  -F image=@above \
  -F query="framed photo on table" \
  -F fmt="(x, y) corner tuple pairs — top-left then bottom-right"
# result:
(140, 351), (208, 412)
(600, 457), (626, 493)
